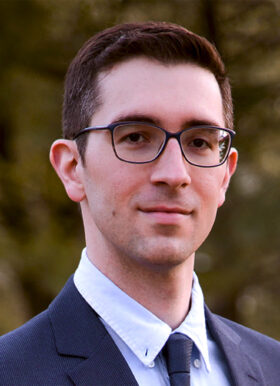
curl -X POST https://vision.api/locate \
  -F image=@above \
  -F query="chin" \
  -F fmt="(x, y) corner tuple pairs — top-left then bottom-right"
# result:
(131, 239), (194, 271)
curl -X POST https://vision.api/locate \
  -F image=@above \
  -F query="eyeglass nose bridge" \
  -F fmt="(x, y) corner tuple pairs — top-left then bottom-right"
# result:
(155, 129), (187, 163)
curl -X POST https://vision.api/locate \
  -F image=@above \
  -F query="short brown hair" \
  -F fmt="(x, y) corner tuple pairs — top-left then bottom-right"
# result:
(63, 22), (233, 157)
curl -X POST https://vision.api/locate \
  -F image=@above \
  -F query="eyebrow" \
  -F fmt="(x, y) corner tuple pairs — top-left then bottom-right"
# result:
(112, 114), (160, 126)
(111, 113), (223, 129)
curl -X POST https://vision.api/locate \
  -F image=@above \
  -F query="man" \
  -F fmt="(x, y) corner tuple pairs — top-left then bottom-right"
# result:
(0, 22), (279, 386)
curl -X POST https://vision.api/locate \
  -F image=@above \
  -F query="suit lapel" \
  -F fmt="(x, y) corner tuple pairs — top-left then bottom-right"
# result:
(48, 277), (138, 386)
(205, 306), (266, 386)
(67, 332), (138, 386)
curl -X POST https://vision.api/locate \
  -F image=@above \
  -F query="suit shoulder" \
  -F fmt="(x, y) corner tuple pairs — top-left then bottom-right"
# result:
(0, 309), (53, 359)
(0, 301), (79, 385)
(215, 313), (280, 354)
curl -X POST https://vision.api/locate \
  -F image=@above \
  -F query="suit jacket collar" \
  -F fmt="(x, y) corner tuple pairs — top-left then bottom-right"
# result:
(205, 306), (266, 386)
(48, 276), (138, 386)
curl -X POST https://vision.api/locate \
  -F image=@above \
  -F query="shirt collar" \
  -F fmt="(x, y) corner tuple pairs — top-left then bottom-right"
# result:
(74, 248), (210, 370)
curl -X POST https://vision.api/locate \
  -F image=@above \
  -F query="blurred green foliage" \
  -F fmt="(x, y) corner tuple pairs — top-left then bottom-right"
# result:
(0, 0), (279, 339)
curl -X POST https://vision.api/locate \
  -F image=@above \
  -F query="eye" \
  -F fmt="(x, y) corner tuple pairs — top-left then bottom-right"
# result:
(114, 124), (154, 146)
(190, 138), (211, 149)
(124, 132), (147, 143)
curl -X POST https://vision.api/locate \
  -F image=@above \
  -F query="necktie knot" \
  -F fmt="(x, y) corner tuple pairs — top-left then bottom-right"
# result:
(163, 333), (193, 386)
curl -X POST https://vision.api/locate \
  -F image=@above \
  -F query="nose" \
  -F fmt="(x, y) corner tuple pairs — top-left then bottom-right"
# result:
(150, 138), (191, 188)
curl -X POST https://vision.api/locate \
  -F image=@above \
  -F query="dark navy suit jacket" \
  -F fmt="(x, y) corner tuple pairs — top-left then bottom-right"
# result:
(0, 276), (280, 385)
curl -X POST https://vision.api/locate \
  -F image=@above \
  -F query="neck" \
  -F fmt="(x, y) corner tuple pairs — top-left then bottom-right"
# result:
(123, 263), (194, 330)
(86, 241), (194, 330)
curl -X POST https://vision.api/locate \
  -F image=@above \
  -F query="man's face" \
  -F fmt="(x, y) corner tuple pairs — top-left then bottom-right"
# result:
(79, 58), (236, 272)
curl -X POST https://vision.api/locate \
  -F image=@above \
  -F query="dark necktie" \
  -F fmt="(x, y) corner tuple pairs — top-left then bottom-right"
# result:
(163, 333), (193, 386)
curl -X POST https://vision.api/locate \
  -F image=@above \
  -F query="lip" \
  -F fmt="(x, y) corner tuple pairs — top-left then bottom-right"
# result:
(138, 205), (192, 224)
(140, 206), (191, 215)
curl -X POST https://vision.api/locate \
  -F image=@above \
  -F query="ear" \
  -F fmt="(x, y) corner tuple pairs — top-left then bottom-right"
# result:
(49, 139), (85, 202)
(218, 147), (238, 207)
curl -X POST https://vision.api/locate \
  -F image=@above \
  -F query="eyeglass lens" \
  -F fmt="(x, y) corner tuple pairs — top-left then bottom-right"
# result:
(112, 123), (231, 166)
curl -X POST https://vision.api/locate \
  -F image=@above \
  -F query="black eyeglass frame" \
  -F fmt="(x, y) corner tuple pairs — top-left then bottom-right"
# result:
(73, 121), (236, 168)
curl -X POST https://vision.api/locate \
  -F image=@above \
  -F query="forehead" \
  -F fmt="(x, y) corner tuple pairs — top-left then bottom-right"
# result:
(91, 57), (224, 128)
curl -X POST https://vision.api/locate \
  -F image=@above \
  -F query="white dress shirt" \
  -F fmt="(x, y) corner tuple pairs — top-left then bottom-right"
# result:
(74, 248), (232, 385)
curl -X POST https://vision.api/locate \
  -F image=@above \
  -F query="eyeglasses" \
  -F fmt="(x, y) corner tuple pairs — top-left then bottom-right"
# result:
(73, 121), (236, 168)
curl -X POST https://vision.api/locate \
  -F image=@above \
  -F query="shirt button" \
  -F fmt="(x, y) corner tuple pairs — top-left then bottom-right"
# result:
(148, 361), (155, 368)
(193, 359), (201, 369)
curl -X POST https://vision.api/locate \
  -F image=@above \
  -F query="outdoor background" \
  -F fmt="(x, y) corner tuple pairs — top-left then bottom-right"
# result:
(0, 0), (279, 339)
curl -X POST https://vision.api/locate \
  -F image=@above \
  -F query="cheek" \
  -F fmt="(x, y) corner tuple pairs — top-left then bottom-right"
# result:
(109, 172), (142, 210)
(86, 163), (143, 214)
(194, 172), (224, 212)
